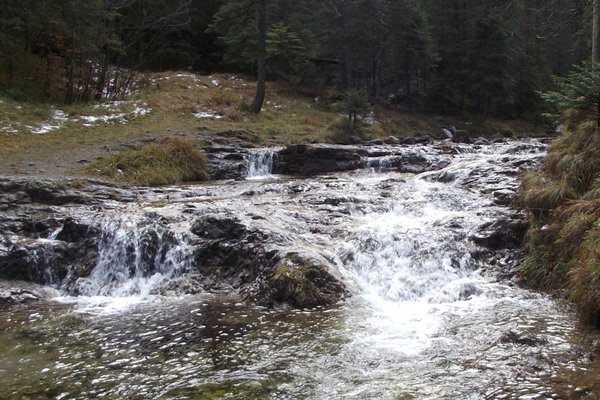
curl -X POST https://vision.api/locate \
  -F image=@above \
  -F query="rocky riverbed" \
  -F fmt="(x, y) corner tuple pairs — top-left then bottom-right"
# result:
(1, 138), (600, 399)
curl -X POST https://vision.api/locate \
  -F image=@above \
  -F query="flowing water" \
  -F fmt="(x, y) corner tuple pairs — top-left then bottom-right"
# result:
(1, 140), (600, 399)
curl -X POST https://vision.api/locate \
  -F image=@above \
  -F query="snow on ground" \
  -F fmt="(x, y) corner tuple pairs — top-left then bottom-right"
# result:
(193, 111), (223, 120)
(26, 109), (69, 134)
(7, 100), (154, 134)
(78, 101), (152, 127)
(0, 124), (18, 134)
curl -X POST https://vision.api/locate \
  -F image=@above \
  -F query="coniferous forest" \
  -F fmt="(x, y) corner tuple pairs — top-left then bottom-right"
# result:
(0, 0), (593, 118)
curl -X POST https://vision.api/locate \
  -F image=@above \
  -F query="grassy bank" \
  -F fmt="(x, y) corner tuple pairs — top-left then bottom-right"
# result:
(519, 119), (600, 324)
(0, 70), (546, 180)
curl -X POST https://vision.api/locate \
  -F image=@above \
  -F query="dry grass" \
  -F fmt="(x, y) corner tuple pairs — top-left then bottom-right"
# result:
(520, 173), (576, 214)
(87, 137), (209, 186)
(568, 227), (600, 323)
(519, 121), (600, 324)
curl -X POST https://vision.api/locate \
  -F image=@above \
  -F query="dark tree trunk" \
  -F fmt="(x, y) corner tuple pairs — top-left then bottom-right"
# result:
(252, 0), (267, 114)
(594, 0), (600, 64)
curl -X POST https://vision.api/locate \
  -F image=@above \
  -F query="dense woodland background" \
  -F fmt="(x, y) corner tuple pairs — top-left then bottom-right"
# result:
(0, 0), (593, 118)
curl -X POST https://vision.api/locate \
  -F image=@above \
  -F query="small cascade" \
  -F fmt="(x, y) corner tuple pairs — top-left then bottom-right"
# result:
(340, 181), (482, 305)
(77, 214), (194, 297)
(246, 149), (277, 179)
(366, 156), (394, 172)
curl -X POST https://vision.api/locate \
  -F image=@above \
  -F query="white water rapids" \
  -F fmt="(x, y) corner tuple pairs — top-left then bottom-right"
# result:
(1, 139), (599, 399)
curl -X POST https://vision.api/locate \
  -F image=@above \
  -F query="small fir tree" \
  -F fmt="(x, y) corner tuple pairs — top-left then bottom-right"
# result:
(540, 63), (600, 127)
(342, 89), (370, 129)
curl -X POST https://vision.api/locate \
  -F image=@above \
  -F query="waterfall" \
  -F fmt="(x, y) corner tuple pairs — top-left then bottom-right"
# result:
(246, 149), (277, 179)
(76, 214), (194, 297)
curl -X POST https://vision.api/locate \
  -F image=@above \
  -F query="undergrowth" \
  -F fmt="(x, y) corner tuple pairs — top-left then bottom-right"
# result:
(88, 137), (209, 186)
(519, 120), (600, 324)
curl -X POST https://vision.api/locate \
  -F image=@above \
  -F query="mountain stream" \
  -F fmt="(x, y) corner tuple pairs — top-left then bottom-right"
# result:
(1, 139), (600, 399)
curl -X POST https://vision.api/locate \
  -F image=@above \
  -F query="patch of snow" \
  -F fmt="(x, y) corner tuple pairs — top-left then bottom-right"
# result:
(193, 111), (223, 120)
(26, 108), (70, 134)
(93, 101), (126, 110)
(53, 110), (69, 121)
(209, 76), (220, 87)
(79, 113), (127, 126)
(28, 123), (61, 134)
(132, 106), (151, 117)
(1, 125), (18, 134)
(83, 101), (151, 126)
(173, 73), (199, 80)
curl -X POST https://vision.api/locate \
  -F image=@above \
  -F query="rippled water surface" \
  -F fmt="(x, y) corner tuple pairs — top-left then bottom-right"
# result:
(2, 140), (600, 399)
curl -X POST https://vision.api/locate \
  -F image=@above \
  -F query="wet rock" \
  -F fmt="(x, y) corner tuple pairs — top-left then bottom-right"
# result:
(0, 287), (40, 304)
(493, 189), (516, 206)
(190, 214), (348, 308)
(398, 135), (434, 145)
(56, 218), (98, 243)
(22, 181), (90, 205)
(384, 136), (401, 145)
(413, 135), (434, 145)
(274, 144), (363, 175)
(263, 252), (347, 308)
(207, 155), (247, 180)
(500, 330), (549, 347)
(0, 240), (72, 283)
(191, 215), (248, 240)
(365, 139), (384, 146)
(472, 217), (527, 250)
(0, 281), (61, 305)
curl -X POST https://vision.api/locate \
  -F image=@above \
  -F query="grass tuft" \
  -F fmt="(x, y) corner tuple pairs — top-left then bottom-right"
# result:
(88, 137), (209, 186)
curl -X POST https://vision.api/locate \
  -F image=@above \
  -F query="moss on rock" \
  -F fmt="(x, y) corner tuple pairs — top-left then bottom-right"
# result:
(268, 252), (347, 309)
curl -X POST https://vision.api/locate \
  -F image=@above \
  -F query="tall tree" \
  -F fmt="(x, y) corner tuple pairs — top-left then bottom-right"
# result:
(594, 0), (600, 63)
(252, 0), (267, 113)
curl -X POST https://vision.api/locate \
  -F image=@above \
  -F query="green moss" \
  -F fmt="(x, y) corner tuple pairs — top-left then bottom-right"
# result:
(88, 137), (209, 186)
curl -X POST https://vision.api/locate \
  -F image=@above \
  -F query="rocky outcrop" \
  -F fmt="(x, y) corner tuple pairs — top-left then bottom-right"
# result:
(271, 144), (449, 176)
(190, 214), (348, 308)
(204, 145), (249, 180)
(273, 144), (363, 175)
(0, 281), (60, 304)
(0, 175), (351, 309)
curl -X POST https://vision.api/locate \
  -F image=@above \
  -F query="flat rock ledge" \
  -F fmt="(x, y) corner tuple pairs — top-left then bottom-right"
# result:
(0, 179), (349, 309)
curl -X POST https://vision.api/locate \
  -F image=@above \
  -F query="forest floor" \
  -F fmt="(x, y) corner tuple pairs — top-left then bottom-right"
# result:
(0, 71), (548, 178)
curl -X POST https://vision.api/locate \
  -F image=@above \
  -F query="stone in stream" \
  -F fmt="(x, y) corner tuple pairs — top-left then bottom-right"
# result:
(472, 216), (528, 250)
(266, 252), (347, 308)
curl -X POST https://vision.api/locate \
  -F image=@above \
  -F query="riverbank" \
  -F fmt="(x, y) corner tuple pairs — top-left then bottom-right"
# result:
(0, 71), (547, 180)
(519, 120), (600, 326)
